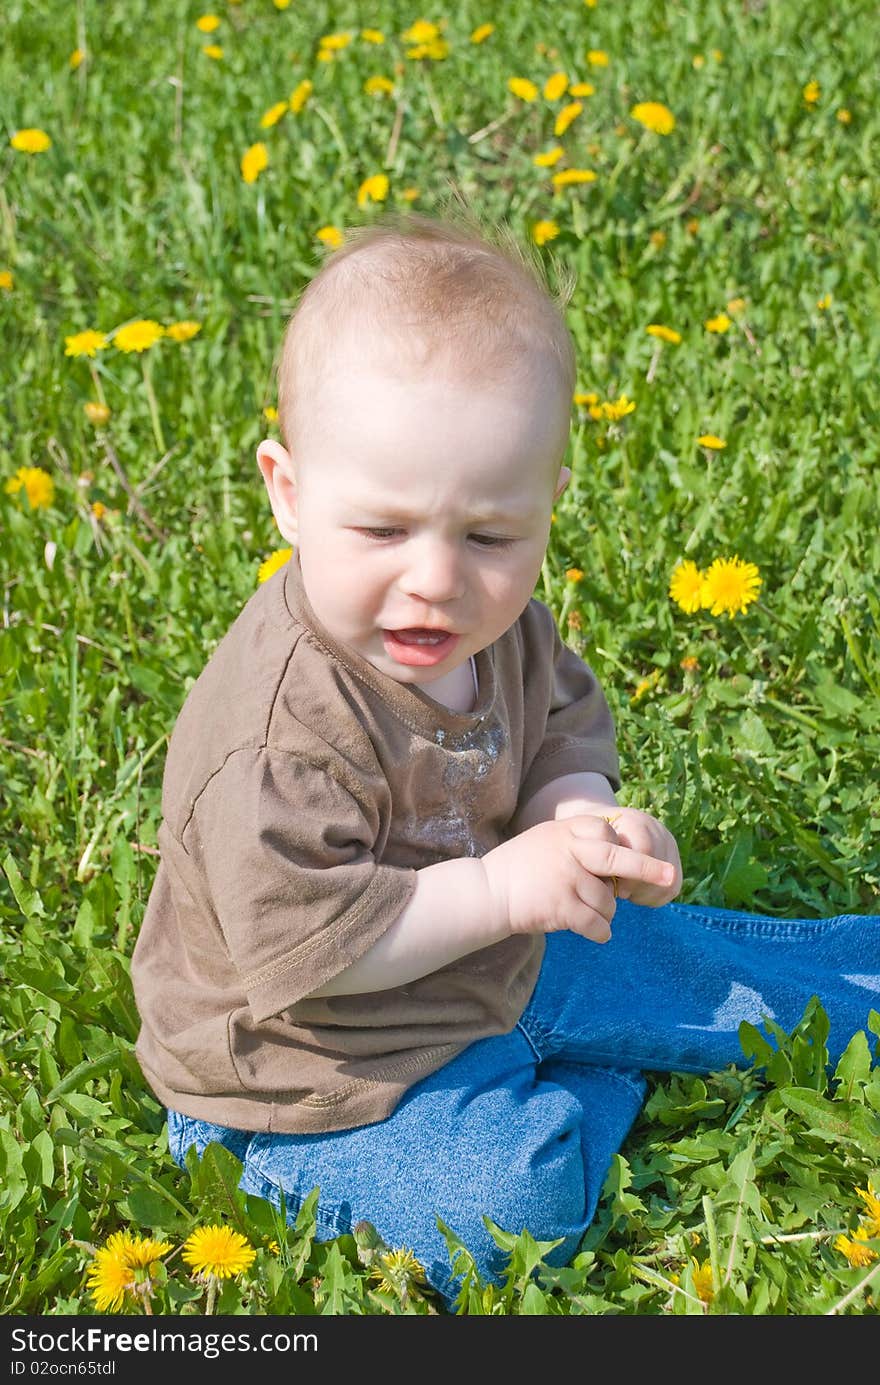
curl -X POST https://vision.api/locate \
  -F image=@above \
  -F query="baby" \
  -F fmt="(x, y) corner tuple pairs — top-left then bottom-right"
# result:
(131, 211), (876, 1310)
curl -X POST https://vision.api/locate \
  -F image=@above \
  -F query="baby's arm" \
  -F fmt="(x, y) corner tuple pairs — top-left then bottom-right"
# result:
(306, 816), (675, 997)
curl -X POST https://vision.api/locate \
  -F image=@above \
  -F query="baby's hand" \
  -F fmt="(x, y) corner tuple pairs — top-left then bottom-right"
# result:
(481, 816), (677, 944)
(597, 807), (682, 906)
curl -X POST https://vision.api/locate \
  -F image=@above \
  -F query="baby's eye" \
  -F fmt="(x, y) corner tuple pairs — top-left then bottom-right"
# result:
(360, 527), (404, 540)
(470, 534), (515, 549)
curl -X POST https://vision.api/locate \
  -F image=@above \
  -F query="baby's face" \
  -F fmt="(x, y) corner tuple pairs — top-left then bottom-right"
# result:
(274, 348), (570, 691)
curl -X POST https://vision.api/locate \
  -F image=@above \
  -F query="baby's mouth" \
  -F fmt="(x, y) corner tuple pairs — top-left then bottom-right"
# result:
(389, 628), (453, 646)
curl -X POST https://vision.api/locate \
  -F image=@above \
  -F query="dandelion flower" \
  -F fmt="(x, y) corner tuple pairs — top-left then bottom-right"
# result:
(565, 568), (583, 583)
(803, 80), (820, 106)
(260, 101), (289, 129)
(202, 45), (223, 60)
(361, 29), (385, 44)
(86, 1236), (137, 1313)
(65, 329), (107, 358)
(631, 101), (676, 134)
(587, 50), (609, 67)
(0, 269), (13, 291)
(704, 312), (732, 333)
(835, 1232), (877, 1268)
(166, 320), (201, 343)
(196, 15), (221, 33)
(552, 168), (597, 187)
(690, 1259), (715, 1304)
(508, 76), (539, 102)
(668, 560), (705, 615)
(470, 24), (494, 44)
(697, 434), (727, 449)
(532, 220), (560, 246)
(290, 80), (313, 113)
(241, 142), (268, 183)
(370, 1247), (426, 1295)
(646, 324), (681, 344)
(573, 391), (599, 407)
(856, 1184), (880, 1237)
(263, 405), (278, 422)
(364, 75), (395, 96)
(649, 230), (667, 249)
(11, 128), (52, 153)
(533, 146), (564, 167)
(401, 187), (420, 202)
(91, 501), (107, 520)
(5, 466), (55, 510)
(726, 297), (747, 315)
(113, 319), (164, 353)
(555, 101), (583, 136)
(543, 72), (569, 101)
(816, 293), (832, 310)
(84, 401), (111, 425)
(357, 174), (389, 208)
(402, 20), (440, 44)
(320, 32), (354, 52)
(273, 0), (291, 8)
(836, 108), (852, 124)
(601, 394), (636, 421)
(183, 1225), (257, 1279)
(70, 48), (85, 69)
(701, 556), (762, 618)
(569, 82), (595, 97)
(258, 547), (293, 583)
(316, 225), (344, 249)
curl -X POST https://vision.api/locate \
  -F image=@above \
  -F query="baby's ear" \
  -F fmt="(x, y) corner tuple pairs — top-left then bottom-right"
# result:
(256, 438), (298, 545)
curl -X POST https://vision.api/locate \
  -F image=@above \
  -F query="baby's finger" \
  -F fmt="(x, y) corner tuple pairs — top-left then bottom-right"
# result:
(573, 839), (676, 891)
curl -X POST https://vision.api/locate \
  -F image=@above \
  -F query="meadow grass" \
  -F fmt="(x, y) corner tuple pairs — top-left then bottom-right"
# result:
(0, 0), (878, 1315)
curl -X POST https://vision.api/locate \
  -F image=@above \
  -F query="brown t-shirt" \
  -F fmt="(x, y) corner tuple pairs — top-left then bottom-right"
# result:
(131, 554), (620, 1133)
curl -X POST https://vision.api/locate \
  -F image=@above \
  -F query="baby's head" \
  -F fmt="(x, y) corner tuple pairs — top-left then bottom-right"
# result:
(257, 210), (576, 691)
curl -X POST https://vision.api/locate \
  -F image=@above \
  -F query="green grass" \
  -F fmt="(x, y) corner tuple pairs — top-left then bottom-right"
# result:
(1, 0), (878, 1315)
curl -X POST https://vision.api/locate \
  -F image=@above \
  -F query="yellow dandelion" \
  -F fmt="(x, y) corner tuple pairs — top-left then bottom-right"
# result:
(631, 101), (676, 134)
(260, 101), (289, 129)
(165, 320), (201, 343)
(320, 32), (354, 52)
(202, 44), (223, 60)
(196, 14), (220, 32)
(835, 1232), (877, 1268)
(316, 225), (344, 249)
(569, 81), (595, 97)
(240, 142), (269, 184)
(11, 128), (52, 153)
(533, 146), (564, 167)
(532, 220), (560, 246)
(649, 230), (667, 249)
(816, 293), (832, 310)
(508, 76), (539, 102)
(555, 101), (583, 136)
(361, 29), (385, 44)
(258, 548), (293, 584)
(726, 297), (747, 315)
(0, 269), (13, 290)
(5, 466), (55, 510)
(692, 54), (706, 69)
(364, 75), (395, 96)
(401, 187), (420, 202)
(697, 434), (727, 450)
(84, 401), (111, 425)
(552, 168), (597, 187)
(544, 72), (569, 101)
(471, 23), (494, 44)
(182, 1225), (257, 1279)
(711, 49), (724, 62)
(686, 218), (700, 234)
(65, 329), (107, 358)
(70, 48), (85, 70)
(357, 173), (389, 208)
(113, 319), (164, 353)
(690, 1259), (715, 1304)
(402, 20), (440, 44)
(669, 561), (705, 615)
(370, 1247), (426, 1295)
(701, 556), (762, 618)
(290, 80), (313, 114)
(704, 312), (732, 333)
(601, 394), (636, 421)
(646, 324), (681, 344)
(573, 391), (599, 407)
(631, 669), (662, 705)
(836, 108), (852, 124)
(680, 654), (699, 672)
(273, 0), (291, 8)
(587, 50), (609, 67)
(803, 79), (820, 106)
(856, 1184), (880, 1237)
(263, 405), (278, 422)
(565, 568), (584, 583)
(86, 1237), (137, 1313)
(91, 501), (107, 520)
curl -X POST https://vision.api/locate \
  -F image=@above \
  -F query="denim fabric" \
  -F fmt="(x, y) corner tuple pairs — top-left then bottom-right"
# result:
(166, 899), (879, 1309)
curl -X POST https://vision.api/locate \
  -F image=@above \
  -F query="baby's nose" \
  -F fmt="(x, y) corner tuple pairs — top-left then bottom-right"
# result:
(401, 541), (465, 603)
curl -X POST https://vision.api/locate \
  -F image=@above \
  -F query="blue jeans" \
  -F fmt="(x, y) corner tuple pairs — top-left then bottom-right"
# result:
(167, 899), (878, 1308)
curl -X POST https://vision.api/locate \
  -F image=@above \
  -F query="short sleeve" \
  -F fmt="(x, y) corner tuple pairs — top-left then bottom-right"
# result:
(518, 617), (620, 803)
(185, 747), (417, 1021)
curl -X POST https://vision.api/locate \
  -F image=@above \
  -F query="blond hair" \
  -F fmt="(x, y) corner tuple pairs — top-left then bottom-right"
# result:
(276, 205), (577, 454)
